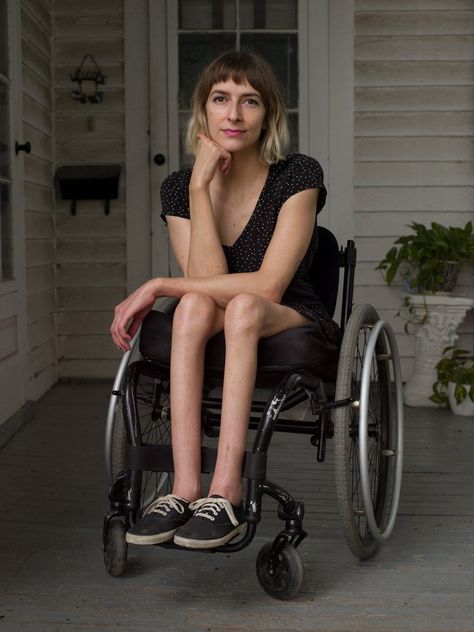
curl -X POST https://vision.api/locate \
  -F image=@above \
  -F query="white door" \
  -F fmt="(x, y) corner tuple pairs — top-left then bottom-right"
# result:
(0, 0), (28, 425)
(147, 0), (353, 277)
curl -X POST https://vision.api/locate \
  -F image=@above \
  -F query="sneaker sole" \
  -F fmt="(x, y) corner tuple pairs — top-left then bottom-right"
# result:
(173, 523), (247, 549)
(125, 528), (178, 546)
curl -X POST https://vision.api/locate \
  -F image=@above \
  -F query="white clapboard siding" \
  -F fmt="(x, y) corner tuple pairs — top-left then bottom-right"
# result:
(53, 0), (125, 379)
(354, 0), (474, 380)
(22, 0), (56, 401)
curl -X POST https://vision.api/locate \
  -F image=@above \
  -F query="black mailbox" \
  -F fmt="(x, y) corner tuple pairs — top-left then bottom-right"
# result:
(55, 165), (121, 215)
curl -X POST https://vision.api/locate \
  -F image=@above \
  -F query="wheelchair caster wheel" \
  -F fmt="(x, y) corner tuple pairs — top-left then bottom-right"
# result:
(256, 543), (304, 600)
(104, 518), (128, 577)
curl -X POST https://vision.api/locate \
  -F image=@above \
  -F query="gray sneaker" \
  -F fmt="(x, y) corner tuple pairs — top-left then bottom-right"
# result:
(126, 494), (193, 545)
(174, 495), (246, 549)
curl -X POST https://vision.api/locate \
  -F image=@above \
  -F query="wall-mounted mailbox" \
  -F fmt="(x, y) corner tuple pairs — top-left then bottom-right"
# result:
(55, 165), (121, 215)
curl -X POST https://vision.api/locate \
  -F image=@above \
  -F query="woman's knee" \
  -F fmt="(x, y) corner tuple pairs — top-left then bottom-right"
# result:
(225, 293), (266, 337)
(173, 292), (218, 337)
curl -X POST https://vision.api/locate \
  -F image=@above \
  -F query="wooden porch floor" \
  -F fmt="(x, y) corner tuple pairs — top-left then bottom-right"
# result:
(0, 380), (473, 632)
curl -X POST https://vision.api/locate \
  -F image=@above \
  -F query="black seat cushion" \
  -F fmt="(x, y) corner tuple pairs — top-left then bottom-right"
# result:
(140, 310), (340, 384)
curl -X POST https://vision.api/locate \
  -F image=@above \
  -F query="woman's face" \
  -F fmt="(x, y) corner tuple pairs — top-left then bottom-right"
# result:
(205, 78), (266, 155)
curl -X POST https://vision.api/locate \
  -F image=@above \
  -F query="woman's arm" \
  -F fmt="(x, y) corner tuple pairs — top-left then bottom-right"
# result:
(111, 188), (318, 350)
(170, 134), (231, 278)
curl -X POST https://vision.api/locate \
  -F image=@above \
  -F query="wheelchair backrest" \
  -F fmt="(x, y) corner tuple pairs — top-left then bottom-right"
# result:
(309, 226), (340, 319)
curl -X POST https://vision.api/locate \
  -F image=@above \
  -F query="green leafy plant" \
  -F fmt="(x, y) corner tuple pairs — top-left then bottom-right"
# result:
(430, 347), (474, 406)
(376, 221), (474, 293)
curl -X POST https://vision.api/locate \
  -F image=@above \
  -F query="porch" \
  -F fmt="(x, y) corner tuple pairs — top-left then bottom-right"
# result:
(0, 380), (472, 631)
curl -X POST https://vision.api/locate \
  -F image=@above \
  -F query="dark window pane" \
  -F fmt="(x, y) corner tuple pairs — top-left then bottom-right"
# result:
(239, 0), (297, 29)
(179, 0), (236, 29)
(179, 33), (236, 108)
(179, 111), (194, 169)
(0, 183), (12, 281)
(287, 112), (298, 153)
(241, 33), (297, 108)
(0, 82), (9, 178)
(0, 0), (8, 77)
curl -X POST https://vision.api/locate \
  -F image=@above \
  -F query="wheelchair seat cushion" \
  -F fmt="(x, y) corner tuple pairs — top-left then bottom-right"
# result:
(139, 310), (340, 384)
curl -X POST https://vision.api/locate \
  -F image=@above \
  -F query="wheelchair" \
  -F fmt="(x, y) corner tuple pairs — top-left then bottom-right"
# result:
(103, 226), (404, 600)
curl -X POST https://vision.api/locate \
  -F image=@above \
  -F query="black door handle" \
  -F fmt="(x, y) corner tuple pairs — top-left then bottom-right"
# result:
(153, 153), (166, 166)
(16, 141), (31, 154)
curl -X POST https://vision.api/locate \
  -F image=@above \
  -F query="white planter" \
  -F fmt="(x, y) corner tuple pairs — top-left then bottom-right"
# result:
(403, 295), (474, 407)
(448, 382), (474, 417)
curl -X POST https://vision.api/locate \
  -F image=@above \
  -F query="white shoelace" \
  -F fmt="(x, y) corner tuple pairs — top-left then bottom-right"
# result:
(189, 497), (240, 527)
(144, 494), (187, 517)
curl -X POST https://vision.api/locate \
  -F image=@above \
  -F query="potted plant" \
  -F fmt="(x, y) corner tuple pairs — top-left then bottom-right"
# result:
(431, 347), (474, 416)
(376, 221), (474, 294)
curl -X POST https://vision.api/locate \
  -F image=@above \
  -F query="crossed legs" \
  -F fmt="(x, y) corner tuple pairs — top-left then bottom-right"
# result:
(170, 291), (310, 505)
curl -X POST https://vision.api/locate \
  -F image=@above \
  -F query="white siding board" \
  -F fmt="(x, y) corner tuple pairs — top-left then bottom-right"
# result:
(55, 214), (125, 238)
(55, 0), (122, 13)
(28, 313), (55, 350)
(57, 288), (125, 312)
(355, 36), (474, 61)
(355, 211), (474, 235)
(355, 186), (474, 212)
(58, 335), (119, 360)
(58, 311), (115, 335)
(355, 12), (474, 36)
(25, 239), (55, 268)
(56, 239), (125, 264)
(24, 156), (53, 188)
(53, 12), (123, 38)
(355, 112), (474, 136)
(55, 113), (124, 138)
(57, 263), (126, 287)
(24, 182), (53, 213)
(21, 6), (51, 56)
(25, 211), (54, 240)
(355, 162), (474, 186)
(27, 290), (55, 324)
(23, 124), (53, 162)
(26, 266), (55, 296)
(356, 1), (474, 11)
(55, 138), (125, 163)
(355, 61), (474, 86)
(23, 65), (52, 109)
(57, 359), (120, 379)
(23, 95), (52, 136)
(355, 137), (474, 161)
(355, 86), (474, 111)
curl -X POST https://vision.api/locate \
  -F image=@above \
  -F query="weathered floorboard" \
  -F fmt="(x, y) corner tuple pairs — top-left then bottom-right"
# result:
(0, 381), (473, 631)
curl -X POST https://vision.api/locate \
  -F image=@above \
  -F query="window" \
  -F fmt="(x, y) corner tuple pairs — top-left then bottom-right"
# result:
(177, 0), (298, 167)
(0, 0), (13, 281)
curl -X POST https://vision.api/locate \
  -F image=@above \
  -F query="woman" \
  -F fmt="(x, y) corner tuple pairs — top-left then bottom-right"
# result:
(110, 50), (338, 550)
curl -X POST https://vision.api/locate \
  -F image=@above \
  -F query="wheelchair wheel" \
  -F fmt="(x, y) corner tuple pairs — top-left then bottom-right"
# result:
(104, 517), (128, 577)
(133, 372), (173, 512)
(334, 303), (401, 559)
(256, 543), (304, 600)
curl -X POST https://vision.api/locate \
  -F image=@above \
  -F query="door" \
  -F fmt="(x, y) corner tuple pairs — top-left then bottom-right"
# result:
(149, 0), (305, 278)
(0, 0), (28, 424)
(148, 0), (353, 278)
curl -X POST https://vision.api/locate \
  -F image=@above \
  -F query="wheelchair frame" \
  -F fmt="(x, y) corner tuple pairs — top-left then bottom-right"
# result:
(103, 238), (404, 599)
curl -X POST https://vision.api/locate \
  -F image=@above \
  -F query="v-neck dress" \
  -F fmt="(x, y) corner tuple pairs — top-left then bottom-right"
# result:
(160, 153), (339, 341)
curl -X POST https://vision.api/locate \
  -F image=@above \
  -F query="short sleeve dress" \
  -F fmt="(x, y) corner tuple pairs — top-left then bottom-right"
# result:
(161, 153), (339, 342)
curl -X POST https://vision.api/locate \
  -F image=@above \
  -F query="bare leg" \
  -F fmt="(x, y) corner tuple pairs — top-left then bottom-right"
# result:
(209, 293), (310, 505)
(169, 292), (224, 502)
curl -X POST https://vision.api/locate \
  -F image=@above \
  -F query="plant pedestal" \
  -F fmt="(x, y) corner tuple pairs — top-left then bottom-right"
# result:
(403, 295), (474, 407)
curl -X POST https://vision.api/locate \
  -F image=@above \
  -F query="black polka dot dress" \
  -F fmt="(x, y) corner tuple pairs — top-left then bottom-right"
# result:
(161, 153), (340, 342)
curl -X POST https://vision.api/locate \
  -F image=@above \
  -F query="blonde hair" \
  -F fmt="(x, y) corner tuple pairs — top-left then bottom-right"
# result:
(186, 51), (289, 165)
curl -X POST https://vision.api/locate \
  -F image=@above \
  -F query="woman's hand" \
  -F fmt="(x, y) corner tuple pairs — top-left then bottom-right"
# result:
(190, 133), (232, 189)
(110, 280), (159, 351)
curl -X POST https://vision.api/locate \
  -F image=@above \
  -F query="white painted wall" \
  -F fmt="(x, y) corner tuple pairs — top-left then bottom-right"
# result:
(53, 0), (125, 378)
(354, 0), (474, 379)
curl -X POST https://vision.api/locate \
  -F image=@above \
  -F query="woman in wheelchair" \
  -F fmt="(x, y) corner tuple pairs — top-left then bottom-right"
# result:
(110, 50), (340, 550)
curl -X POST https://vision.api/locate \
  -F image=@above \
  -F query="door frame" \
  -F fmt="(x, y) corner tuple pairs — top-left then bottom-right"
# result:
(124, 0), (354, 286)
(0, 0), (28, 425)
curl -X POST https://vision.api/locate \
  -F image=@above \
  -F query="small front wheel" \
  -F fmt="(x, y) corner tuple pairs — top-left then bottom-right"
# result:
(104, 518), (128, 577)
(256, 543), (304, 600)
